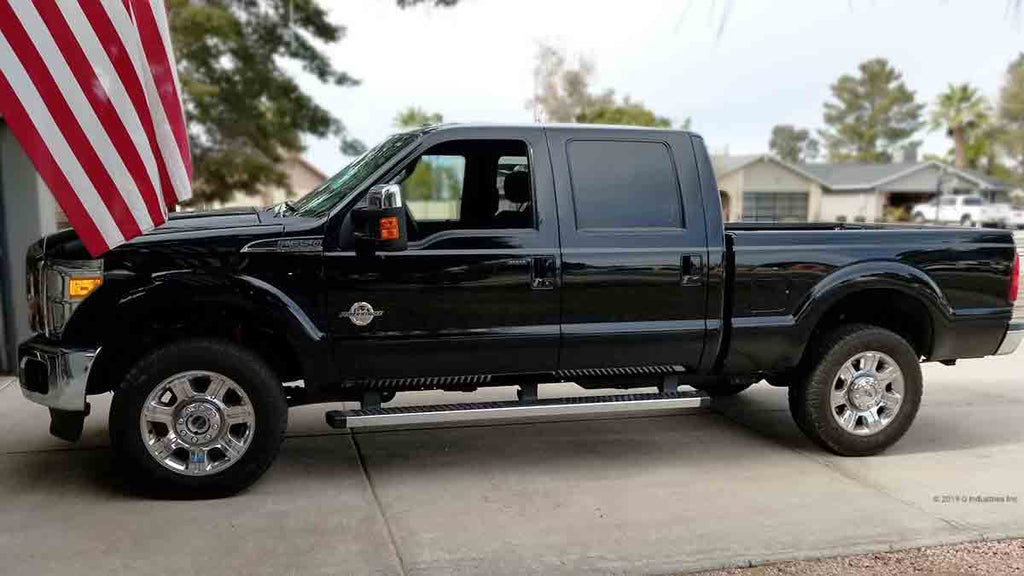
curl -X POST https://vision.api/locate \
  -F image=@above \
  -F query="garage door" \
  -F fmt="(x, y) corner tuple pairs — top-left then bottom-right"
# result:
(742, 191), (809, 222)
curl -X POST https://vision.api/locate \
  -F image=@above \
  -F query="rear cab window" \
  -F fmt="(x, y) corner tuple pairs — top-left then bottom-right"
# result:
(566, 140), (684, 230)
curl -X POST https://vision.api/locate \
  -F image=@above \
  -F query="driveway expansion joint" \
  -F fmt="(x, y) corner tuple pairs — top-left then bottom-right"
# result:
(351, 433), (409, 576)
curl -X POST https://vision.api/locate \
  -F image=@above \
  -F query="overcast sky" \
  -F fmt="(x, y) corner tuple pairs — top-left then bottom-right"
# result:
(296, 0), (1023, 176)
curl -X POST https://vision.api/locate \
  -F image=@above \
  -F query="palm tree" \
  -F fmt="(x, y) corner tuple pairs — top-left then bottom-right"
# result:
(930, 83), (990, 169)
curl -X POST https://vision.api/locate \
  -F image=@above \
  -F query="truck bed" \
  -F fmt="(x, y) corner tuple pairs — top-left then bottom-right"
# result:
(720, 225), (1017, 373)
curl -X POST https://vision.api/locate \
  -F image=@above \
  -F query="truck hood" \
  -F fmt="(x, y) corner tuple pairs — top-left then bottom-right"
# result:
(36, 207), (281, 260)
(146, 206), (265, 234)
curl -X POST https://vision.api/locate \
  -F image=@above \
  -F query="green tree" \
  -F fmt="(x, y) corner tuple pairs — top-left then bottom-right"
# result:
(528, 44), (679, 128)
(528, 44), (612, 123)
(769, 124), (820, 163)
(998, 53), (1024, 184)
(938, 122), (1010, 178)
(391, 107), (452, 200)
(929, 83), (990, 169)
(576, 97), (672, 128)
(394, 107), (444, 129)
(169, 0), (367, 204)
(819, 58), (925, 163)
(402, 157), (463, 202)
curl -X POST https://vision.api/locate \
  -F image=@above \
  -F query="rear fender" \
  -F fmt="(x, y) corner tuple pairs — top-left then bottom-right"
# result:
(792, 261), (951, 358)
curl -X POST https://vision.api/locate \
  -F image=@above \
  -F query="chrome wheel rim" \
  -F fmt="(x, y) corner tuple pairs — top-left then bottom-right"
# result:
(140, 371), (256, 476)
(829, 351), (904, 436)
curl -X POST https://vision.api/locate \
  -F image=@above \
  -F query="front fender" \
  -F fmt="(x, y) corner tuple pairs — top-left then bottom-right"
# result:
(68, 270), (329, 390)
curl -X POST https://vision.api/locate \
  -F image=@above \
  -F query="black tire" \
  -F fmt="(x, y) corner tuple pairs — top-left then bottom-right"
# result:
(109, 339), (288, 496)
(912, 213), (926, 224)
(960, 214), (974, 227)
(788, 324), (922, 456)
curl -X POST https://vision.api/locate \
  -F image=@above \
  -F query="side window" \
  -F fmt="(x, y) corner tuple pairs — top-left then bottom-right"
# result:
(396, 140), (534, 242)
(963, 197), (984, 206)
(403, 155), (466, 222)
(941, 197), (957, 206)
(567, 140), (682, 230)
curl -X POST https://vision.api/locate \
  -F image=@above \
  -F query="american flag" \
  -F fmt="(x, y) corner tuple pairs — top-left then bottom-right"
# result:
(0, 0), (192, 256)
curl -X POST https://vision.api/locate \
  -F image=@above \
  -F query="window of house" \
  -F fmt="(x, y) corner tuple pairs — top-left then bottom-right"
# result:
(395, 140), (534, 242)
(567, 140), (683, 230)
(742, 192), (809, 222)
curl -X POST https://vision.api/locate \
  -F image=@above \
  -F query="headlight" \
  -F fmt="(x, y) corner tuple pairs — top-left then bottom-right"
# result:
(35, 259), (103, 338)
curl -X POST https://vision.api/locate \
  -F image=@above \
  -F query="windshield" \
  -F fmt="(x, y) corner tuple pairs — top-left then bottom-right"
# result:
(290, 132), (420, 218)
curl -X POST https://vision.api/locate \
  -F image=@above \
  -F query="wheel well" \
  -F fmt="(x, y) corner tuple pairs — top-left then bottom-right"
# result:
(87, 303), (303, 394)
(807, 288), (933, 360)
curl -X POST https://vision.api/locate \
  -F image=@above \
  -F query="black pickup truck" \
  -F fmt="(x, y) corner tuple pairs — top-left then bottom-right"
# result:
(18, 124), (1023, 494)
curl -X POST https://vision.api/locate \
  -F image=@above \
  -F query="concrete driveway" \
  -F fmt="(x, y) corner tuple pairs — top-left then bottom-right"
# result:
(1, 349), (1022, 576)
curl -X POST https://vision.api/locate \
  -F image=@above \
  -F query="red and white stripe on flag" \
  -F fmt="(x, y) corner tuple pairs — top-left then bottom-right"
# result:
(0, 0), (192, 256)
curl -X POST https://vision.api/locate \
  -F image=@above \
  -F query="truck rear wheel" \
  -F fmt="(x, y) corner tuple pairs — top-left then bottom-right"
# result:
(109, 339), (287, 496)
(789, 324), (922, 456)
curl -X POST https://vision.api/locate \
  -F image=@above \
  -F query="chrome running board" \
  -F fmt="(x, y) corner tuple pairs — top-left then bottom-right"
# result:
(324, 390), (710, 431)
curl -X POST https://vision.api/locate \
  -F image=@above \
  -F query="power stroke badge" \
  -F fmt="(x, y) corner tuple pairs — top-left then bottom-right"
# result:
(340, 302), (384, 326)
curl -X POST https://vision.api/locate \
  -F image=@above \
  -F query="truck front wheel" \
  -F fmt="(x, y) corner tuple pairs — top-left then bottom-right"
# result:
(788, 325), (922, 456)
(109, 339), (288, 496)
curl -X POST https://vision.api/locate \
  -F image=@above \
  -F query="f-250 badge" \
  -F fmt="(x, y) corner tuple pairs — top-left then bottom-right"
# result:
(341, 302), (384, 326)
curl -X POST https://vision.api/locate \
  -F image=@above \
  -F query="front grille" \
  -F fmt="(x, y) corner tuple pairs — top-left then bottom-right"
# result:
(25, 242), (45, 334)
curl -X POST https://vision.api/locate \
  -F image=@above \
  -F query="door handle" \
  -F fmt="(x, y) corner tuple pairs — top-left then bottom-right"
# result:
(530, 256), (556, 290)
(680, 254), (704, 286)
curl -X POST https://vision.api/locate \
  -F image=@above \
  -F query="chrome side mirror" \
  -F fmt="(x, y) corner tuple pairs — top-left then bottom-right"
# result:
(367, 184), (403, 209)
(352, 184), (408, 256)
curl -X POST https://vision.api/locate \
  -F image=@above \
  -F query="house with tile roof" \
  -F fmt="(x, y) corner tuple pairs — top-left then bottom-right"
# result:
(713, 154), (1012, 223)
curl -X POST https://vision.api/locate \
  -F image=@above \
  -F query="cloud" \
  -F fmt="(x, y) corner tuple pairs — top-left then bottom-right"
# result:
(299, 0), (1022, 175)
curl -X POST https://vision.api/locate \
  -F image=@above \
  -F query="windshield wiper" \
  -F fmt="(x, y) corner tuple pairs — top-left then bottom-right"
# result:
(274, 200), (298, 217)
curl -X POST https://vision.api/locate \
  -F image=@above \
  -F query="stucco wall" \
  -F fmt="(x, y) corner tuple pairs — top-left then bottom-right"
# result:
(819, 189), (881, 222)
(716, 170), (743, 222)
(720, 158), (820, 221)
(744, 158), (812, 191)
(807, 182), (823, 221)
(217, 156), (327, 209)
(1, 124), (58, 369)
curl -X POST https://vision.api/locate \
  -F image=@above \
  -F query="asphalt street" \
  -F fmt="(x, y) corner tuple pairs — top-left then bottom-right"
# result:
(1, 347), (1022, 576)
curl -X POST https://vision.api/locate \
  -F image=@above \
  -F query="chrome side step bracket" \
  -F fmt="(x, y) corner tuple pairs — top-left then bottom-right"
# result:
(324, 389), (710, 431)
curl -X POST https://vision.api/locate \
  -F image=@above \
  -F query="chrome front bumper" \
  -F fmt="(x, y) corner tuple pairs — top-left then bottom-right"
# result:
(995, 321), (1024, 356)
(18, 336), (98, 412)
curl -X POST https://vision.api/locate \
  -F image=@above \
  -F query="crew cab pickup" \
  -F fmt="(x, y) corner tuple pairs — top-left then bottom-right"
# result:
(19, 124), (1023, 495)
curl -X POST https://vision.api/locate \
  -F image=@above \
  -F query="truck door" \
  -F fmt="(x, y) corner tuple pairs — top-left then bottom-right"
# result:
(323, 127), (561, 380)
(545, 129), (709, 373)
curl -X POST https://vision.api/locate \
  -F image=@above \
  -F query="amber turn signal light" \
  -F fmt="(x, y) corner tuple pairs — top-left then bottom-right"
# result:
(68, 276), (103, 299)
(379, 216), (400, 241)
